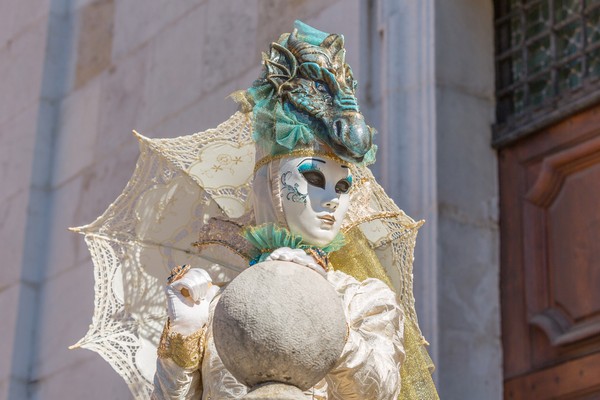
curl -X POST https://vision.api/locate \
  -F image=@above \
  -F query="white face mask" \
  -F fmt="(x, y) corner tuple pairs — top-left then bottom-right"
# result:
(278, 157), (353, 247)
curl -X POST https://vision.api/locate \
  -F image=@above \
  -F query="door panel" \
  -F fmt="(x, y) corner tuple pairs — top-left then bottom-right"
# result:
(500, 104), (600, 399)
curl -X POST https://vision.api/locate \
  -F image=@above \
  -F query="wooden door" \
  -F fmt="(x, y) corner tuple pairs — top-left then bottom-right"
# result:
(500, 103), (600, 399)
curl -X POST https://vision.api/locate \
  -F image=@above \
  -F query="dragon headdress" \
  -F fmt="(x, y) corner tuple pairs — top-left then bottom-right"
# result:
(236, 20), (377, 166)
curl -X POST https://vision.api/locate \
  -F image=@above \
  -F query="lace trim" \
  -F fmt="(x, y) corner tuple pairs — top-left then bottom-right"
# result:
(342, 212), (425, 234)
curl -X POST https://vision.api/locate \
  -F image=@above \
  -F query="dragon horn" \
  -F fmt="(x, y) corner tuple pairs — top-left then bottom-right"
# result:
(287, 28), (311, 59)
(321, 34), (344, 50)
(321, 34), (345, 67)
(287, 28), (332, 66)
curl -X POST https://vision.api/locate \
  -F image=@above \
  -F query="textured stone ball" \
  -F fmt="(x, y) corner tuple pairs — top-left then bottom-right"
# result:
(213, 261), (347, 391)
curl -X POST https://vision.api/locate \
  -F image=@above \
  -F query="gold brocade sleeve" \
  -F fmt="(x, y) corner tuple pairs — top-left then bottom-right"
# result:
(152, 320), (205, 399)
(157, 319), (206, 370)
(330, 227), (440, 400)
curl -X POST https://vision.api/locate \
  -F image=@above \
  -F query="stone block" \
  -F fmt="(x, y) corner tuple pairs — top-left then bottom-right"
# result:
(83, 133), (140, 213)
(31, 261), (98, 380)
(439, 220), (499, 328)
(440, 330), (502, 398)
(151, 0), (361, 139)
(95, 42), (149, 159)
(52, 79), (102, 187)
(112, 0), (206, 61)
(437, 217), (501, 399)
(377, 85), (436, 218)
(436, 87), (497, 226)
(0, 21), (47, 127)
(45, 138), (139, 278)
(138, 4), (209, 130)
(149, 72), (243, 138)
(4, 377), (28, 400)
(0, 104), (37, 203)
(73, 0), (115, 89)
(0, 285), (22, 383)
(0, 190), (29, 288)
(435, 0), (495, 98)
(0, 283), (37, 386)
(255, 0), (336, 51)
(0, 0), (50, 47)
(380, 1), (436, 94)
(304, 0), (360, 73)
(71, 0), (105, 13)
(31, 354), (130, 400)
(38, 9), (77, 100)
(44, 178), (92, 279)
(202, 0), (260, 92)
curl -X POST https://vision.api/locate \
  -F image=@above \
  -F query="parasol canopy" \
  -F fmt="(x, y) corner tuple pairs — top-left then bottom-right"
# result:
(70, 113), (256, 397)
(71, 111), (428, 399)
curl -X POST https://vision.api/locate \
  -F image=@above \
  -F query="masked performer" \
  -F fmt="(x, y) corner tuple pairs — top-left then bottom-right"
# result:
(152, 21), (438, 400)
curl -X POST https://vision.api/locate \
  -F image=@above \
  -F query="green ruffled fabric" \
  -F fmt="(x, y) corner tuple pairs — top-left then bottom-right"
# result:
(243, 223), (345, 265)
(273, 102), (312, 150)
(248, 83), (315, 155)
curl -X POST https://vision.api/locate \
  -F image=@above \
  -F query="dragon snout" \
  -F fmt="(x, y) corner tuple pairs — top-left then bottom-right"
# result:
(332, 119), (346, 139)
(331, 112), (372, 162)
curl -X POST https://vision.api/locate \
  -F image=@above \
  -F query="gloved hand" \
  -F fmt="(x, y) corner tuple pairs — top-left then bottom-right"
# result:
(265, 247), (327, 276)
(166, 268), (220, 336)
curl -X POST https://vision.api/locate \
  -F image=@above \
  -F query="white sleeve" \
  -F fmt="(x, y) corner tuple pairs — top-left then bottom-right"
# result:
(152, 357), (202, 400)
(325, 270), (405, 400)
(151, 321), (204, 400)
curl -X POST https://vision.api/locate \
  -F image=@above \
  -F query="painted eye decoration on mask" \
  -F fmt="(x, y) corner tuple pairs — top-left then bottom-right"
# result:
(335, 175), (353, 194)
(297, 160), (353, 194)
(281, 171), (308, 204)
(298, 161), (325, 189)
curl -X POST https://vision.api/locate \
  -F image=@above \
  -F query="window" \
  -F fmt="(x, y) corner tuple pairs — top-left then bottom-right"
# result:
(494, 0), (600, 146)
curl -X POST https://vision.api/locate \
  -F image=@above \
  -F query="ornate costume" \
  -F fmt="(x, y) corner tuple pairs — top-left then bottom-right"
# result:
(152, 21), (438, 400)
(74, 20), (438, 400)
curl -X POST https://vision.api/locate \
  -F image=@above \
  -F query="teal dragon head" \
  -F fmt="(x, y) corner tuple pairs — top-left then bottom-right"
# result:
(246, 20), (376, 165)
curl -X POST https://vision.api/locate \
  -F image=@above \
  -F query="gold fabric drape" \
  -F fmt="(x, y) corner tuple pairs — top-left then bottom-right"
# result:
(330, 228), (439, 400)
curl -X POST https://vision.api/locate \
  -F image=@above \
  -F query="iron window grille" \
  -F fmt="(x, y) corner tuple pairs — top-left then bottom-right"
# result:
(494, 0), (600, 147)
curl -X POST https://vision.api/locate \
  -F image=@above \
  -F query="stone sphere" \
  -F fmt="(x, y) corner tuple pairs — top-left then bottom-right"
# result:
(213, 261), (347, 391)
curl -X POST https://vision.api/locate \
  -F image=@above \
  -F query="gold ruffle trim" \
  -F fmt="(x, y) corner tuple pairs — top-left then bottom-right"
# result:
(157, 319), (206, 370)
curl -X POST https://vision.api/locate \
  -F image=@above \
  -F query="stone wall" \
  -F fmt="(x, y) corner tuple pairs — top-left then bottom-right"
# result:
(1, 0), (501, 399)
(366, 0), (501, 398)
(1, 1), (361, 399)
(1, 1), (53, 398)
(434, 1), (502, 397)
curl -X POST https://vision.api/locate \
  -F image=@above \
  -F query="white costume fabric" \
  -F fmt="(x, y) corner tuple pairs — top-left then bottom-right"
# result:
(152, 157), (406, 399)
(152, 270), (404, 400)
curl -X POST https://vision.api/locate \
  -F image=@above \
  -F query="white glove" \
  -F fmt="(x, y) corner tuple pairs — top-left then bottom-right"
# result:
(166, 268), (220, 336)
(265, 247), (326, 276)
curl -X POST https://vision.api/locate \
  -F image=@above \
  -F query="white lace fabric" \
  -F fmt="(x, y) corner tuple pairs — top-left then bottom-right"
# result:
(73, 111), (424, 399)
